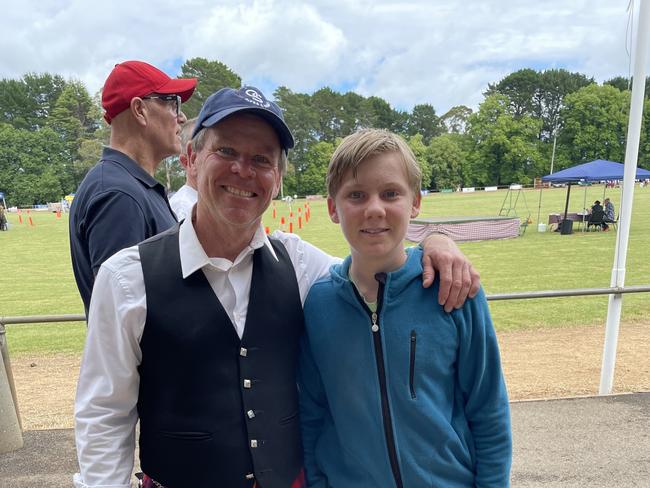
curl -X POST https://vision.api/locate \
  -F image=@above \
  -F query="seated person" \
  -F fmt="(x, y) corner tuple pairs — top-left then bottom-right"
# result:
(589, 200), (608, 231)
(603, 197), (615, 222)
(0, 205), (7, 231)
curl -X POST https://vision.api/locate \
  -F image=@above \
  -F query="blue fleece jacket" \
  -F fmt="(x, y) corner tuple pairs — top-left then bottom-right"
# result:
(298, 247), (512, 488)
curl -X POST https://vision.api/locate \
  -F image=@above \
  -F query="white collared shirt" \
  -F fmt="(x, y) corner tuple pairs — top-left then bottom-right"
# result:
(169, 184), (197, 222)
(74, 217), (337, 488)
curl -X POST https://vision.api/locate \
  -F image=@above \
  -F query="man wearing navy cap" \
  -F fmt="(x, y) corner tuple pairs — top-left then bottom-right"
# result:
(74, 86), (481, 488)
(69, 60), (197, 315)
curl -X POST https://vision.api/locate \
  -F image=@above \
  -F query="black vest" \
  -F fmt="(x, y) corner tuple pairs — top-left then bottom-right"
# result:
(137, 225), (304, 488)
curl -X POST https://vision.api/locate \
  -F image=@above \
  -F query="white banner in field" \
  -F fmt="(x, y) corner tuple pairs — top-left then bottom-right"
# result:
(462, 187), (475, 193)
(485, 186), (498, 192)
(509, 184), (522, 190)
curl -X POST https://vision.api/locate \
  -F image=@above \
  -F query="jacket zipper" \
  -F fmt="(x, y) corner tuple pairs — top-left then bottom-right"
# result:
(409, 330), (417, 399)
(352, 274), (404, 488)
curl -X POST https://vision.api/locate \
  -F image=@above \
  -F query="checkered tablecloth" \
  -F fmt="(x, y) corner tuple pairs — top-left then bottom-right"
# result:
(406, 217), (521, 242)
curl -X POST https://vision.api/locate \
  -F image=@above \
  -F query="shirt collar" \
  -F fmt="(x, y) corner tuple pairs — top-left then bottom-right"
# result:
(102, 146), (162, 189)
(179, 214), (278, 278)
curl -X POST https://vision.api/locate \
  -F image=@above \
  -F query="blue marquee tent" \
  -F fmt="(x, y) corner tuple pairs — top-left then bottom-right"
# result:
(539, 160), (650, 234)
(541, 159), (650, 183)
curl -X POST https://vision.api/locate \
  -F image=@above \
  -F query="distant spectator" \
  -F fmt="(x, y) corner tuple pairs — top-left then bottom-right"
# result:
(169, 117), (198, 222)
(590, 200), (609, 231)
(69, 60), (196, 315)
(0, 205), (7, 231)
(604, 197), (615, 222)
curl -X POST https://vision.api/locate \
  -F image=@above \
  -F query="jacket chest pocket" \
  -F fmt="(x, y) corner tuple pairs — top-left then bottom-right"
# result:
(405, 324), (457, 400)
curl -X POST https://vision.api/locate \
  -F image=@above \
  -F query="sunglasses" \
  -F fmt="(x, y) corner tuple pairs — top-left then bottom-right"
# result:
(142, 94), (182, 117)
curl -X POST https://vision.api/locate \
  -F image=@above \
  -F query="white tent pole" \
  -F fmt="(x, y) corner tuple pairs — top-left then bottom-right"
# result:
(599, 0), (650, 394)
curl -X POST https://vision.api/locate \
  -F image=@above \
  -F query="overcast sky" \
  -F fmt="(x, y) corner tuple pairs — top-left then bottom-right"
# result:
(1, 0), (644, 114)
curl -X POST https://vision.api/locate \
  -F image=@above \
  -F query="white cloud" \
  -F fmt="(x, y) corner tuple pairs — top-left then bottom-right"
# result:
(0, 0), (643, 113)
(184, 0), (347, 90)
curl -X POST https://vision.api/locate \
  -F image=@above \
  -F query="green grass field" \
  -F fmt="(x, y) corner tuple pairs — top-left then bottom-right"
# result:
(2, 185), (649, 355)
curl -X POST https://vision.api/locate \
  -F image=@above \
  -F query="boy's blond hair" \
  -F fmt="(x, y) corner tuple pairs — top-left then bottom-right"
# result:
(327, 128), (422, 197)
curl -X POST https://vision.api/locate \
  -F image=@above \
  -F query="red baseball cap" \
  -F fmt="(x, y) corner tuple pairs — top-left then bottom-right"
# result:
(101, 60), (197, 124)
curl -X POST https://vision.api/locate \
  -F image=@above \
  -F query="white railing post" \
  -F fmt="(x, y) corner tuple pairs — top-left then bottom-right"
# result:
(0, 323), (23, 454)
(599, 0), (650, 394)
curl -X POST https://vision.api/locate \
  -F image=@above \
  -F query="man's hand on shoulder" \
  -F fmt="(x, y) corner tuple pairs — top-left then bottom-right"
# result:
(420, 233), (480, 312)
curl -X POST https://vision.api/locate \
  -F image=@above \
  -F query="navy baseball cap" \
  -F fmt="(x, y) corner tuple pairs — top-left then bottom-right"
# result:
(192, 86), (294, 153)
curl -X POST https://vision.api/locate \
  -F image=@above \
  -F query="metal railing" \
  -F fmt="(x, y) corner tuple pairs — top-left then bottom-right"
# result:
(0, 314), (85, 326)
(2, 284), (650, 329)
(486, 284), (650, 301)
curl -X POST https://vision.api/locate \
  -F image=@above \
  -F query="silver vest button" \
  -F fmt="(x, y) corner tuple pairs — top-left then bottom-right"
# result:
(243, 379), (252, 388)
(240, 347), (248, 357)
(250, 439), (258, 448)
(247, 409), (256, 419)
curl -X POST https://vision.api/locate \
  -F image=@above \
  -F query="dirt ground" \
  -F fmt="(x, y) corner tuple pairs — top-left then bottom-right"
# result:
(7, 321), (650, 431)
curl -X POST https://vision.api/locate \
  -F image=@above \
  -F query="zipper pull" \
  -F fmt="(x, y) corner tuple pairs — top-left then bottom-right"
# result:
(371, 312), (379, 332)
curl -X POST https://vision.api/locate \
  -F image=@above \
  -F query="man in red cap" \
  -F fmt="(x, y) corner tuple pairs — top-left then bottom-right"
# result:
(69, 60), (197, 315)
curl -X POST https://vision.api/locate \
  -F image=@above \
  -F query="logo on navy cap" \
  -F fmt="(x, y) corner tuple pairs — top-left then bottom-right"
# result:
(241, 88), (271, 109)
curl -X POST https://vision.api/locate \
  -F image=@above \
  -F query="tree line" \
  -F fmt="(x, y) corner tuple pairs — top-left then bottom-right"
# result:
(2, 58), (650, 206)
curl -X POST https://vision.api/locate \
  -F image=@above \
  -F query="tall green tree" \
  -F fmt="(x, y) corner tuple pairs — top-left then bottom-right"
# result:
(535, 69), (593, 140)
(639, 98), (650, 165)
(559, 84), (629, 166)
(604, 75), (650, 96)
(48, 81), (96, 144)
(24, 73), (67, 124)
(406, 134), (432, 189)
(274, 86), (321, 192)
(487, 68), (593, 140)
(0, 73), (66, 130)
(427, 134), (466, 190)
(406, 104), (441, 144)
(311, 87), (347, 142)
(0, 124), (70, 205)
(299, 140), (335, 196)
(76, 138), (104, 180)
(0, 79), (33, 129)
(340, 92), (367, 134)
(485, 68), (539, 117)
(179, 58), (241, 118)
(466, 94), (542, 186)
(48, 80), (98, 185)
(362, 96), (407, 134)
(155, 156), (187, 192)
(440, 105), (472, 134)
(604, 76), (630, 92)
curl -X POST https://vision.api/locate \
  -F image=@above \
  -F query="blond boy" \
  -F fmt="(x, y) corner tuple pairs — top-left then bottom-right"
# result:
(298, 129), (512, 487)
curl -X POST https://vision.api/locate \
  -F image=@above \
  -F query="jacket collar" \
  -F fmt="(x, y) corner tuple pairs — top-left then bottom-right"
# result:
(331, 247), (422, 303)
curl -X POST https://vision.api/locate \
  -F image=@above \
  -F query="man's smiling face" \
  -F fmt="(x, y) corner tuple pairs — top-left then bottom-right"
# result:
(193, 112), (282, 232)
